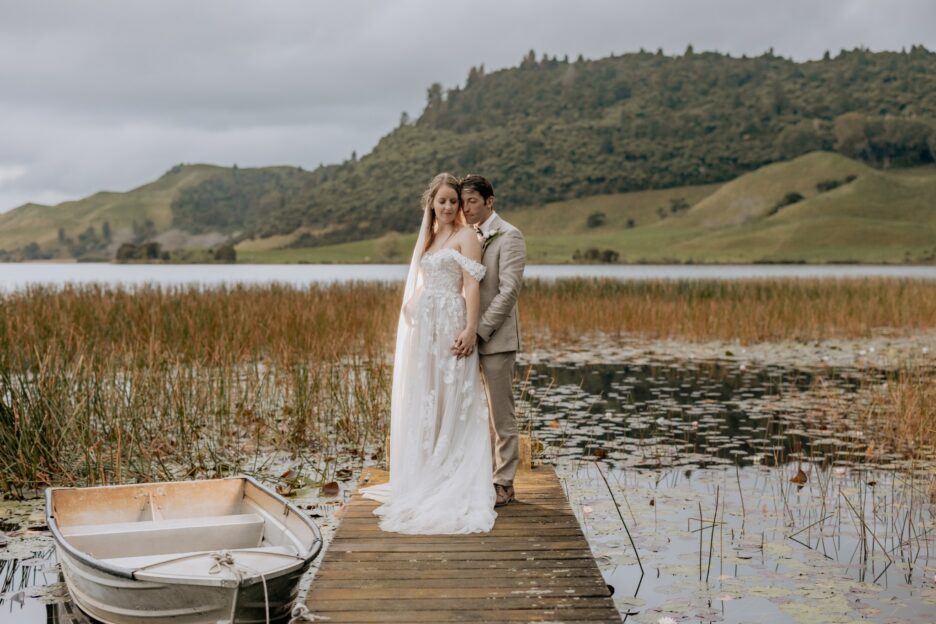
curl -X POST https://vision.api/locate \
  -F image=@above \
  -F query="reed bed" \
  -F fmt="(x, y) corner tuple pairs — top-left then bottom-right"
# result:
(862, 366), (936, 458)
(521, 277), (936, 344)
(0, 282), (399, 368)
(0, 283), (400, 495)
(1, 278), (935, 494)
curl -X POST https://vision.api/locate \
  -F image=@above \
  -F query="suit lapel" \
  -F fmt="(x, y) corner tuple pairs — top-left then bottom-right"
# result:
(481, 215), (504, 256)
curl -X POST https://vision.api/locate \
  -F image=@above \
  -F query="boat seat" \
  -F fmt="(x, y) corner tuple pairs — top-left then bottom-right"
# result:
(61, 513), (264, 559)
(101, 545), (298, 573)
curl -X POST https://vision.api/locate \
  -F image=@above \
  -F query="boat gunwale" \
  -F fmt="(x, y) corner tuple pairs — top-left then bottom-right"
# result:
(46, 474), (324, 583)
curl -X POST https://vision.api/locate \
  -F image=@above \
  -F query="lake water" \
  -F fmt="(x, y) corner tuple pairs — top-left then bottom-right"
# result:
(3, 262), (936, 291)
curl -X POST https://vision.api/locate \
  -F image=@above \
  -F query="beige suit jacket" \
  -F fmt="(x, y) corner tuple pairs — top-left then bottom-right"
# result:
(477, 215), (526, 355)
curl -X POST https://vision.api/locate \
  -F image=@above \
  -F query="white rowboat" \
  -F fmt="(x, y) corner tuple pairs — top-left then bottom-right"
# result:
(46, 476), (323, 624)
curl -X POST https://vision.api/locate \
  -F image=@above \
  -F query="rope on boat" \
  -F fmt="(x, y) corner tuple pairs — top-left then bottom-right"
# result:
(289, 603), (331, 622)
(131, 547), (306, 623)
(208, 550), (270, 624)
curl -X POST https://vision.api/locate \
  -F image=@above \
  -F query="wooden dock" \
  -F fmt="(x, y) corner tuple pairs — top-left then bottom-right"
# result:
(304, 465), (620, 622)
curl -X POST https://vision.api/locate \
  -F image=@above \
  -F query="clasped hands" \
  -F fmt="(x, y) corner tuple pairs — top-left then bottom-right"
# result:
(451, 328), (477, 359)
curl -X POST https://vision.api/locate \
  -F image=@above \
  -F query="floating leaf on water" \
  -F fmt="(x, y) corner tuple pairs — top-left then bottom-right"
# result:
(790, 468), (808, 485)
(321, 481), (340, 497)
(240, 441), (257, 453)
(275, 483), (294, 497)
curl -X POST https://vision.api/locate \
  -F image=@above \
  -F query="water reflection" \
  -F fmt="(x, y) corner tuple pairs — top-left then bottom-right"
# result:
(523, 359), (936, 623)
(0, 549), (64, 623)
(561, 462), (935, 623)
(523, 359), (886, 468)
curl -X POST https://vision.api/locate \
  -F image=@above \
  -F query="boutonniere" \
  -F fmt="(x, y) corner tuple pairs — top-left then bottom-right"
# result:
(482, 228), (502, 245)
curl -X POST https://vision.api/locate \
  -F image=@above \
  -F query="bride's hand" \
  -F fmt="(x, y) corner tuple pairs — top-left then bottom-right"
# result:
(453, 328), (477, 358)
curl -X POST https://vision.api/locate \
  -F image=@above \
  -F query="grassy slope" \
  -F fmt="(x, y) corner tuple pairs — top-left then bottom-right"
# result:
(5, 152), (935, 264)
(0, 164), (248, 251)
(237, 183), (720, 264)
(667, 152), (936, 262)
(238, 235), (419, 264)
(241, 152), (936, 264)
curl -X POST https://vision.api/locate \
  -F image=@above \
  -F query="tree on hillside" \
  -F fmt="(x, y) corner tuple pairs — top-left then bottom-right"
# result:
(23, 242), (42, 260)
(376, 231), (402, 262)
(586, 211), (606, 228)
(426, 83), (443, 111)
(214, 244), (236, 264)
(669, 198), (690, 215)
(466, 65), (485, 86)
(777, 121), (828, 159)
(835, 111), (933, 168)
(115, 243), (137, 262)
(132, 219), (157, 243)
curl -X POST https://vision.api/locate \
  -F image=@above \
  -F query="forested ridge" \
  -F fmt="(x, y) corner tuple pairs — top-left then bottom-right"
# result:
(181, 45), (934, 247)
(6, 45), (935, 259)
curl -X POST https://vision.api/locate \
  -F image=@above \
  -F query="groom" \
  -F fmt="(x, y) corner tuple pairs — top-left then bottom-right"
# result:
(453, 174), (527, 506)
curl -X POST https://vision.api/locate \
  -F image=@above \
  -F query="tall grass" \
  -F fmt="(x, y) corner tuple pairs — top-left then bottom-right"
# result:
(862, 366), (936, 458)
(1, 278), (935, 494)
(0, 284), (398, 495)
(522, 277), (936, 344)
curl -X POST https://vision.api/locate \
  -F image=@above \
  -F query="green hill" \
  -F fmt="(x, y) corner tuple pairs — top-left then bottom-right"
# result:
(2, 46), (936, 262)
(0, 165), (213, 252)
(0, 164), (312, 260)
(681, 151), (869, 228)
(254, 46), (936, 247)
(240, 152), (936, 264)
(658, 152), (936, 262)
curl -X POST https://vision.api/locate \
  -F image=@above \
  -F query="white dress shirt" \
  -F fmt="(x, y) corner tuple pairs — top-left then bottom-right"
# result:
(477, 210), (498, 237)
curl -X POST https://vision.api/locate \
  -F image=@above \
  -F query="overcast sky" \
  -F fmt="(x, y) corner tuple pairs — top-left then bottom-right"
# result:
(1, 0), (933, 213)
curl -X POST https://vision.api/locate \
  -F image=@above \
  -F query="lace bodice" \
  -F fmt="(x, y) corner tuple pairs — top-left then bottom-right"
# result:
(419, 248), (486, 294)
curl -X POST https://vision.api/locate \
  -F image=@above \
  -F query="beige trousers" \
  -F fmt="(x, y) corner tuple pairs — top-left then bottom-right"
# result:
(480, 351), (518, 486)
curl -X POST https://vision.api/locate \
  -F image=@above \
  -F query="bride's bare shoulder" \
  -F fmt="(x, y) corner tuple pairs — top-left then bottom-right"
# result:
(454, 226), (482, 259)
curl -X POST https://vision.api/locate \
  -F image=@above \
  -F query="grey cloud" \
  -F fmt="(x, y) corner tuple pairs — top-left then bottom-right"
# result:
(0, 0), (933, 213)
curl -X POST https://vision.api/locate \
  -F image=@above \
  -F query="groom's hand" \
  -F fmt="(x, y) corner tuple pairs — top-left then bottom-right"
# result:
(452, 331), (476, 359)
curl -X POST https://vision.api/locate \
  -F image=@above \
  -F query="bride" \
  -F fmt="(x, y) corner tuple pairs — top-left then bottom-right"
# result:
(361, 173), (496, 534)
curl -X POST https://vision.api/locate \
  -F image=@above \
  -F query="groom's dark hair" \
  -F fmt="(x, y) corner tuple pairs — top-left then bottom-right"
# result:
(461, 174), (494, 200)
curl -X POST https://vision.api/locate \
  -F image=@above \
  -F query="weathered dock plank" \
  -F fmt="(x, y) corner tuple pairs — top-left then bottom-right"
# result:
(305, 465), (620, 623)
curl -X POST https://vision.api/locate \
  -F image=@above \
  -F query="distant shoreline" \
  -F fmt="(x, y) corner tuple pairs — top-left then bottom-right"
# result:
(5, 260), (936, 267)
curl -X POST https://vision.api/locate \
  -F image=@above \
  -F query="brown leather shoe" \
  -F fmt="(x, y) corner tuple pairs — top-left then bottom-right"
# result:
(494, 484), (515, 507)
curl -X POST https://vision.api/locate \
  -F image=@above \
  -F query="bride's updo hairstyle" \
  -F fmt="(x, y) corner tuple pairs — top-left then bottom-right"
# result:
(421, 172), (464, 253)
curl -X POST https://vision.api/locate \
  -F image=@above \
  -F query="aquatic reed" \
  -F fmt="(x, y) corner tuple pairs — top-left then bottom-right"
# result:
(1, 278), (934, 494)
(861, 365), (936, 458)
(521, 277), (936, 345)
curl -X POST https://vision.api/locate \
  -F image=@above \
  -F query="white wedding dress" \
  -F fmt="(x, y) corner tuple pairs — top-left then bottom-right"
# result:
(361, 247), (497, 534)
